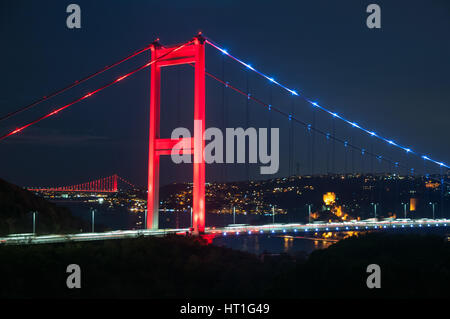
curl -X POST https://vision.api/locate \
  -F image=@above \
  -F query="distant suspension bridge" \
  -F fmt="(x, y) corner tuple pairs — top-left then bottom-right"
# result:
(26, 174), (138, 193)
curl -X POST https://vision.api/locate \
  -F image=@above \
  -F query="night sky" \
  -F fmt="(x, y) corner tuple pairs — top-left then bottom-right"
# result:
(0, 0), (449, 188)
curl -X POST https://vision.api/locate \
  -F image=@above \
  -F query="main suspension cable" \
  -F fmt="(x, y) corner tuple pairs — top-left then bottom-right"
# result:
(0, 41), (193, 141)
(203, 69), (446, 183)
(0, 42), (156, 123)
(205, 37), (449, 170)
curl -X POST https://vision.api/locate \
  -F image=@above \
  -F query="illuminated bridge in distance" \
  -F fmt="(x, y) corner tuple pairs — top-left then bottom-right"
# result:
(1, 219), (448, 246)
(26, 174), (138, 193)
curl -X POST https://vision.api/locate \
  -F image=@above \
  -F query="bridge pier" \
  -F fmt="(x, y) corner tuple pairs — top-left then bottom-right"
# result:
(146, 34), (206, 234)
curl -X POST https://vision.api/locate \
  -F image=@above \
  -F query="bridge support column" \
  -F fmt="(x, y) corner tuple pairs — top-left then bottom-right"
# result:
(146, 34), (206, 233)
(192, 36), (206, 234)
(147, 42), (161, 230)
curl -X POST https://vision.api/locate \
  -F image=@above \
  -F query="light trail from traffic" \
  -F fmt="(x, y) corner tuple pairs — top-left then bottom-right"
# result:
(1, 219), (448, 246)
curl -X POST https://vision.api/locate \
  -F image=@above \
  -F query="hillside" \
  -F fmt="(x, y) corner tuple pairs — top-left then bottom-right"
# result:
(0, 233), (448, 298)
(0, 178), (86, 235)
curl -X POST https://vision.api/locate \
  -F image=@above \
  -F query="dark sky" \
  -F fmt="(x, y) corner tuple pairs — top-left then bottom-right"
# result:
(0, 0), (449, 188)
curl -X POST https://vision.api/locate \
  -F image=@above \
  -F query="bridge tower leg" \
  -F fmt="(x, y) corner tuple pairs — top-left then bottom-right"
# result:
(113, 174), (118, 192)
(192, 36), (206, 234)
(147, 39), (162, 231)
(146, 34), (206, 234)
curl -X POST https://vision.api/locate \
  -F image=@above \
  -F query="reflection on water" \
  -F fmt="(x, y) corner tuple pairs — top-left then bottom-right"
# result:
(52, 201), (445, 257)
(213, 234), (334, 256)
(51, 200), (139, 231)
(52, 200), (337, 255)
(283, 236), (292, 253)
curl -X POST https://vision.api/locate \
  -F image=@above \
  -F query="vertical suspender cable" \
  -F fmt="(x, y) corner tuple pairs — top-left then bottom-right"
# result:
(332, 116), (336, 173)
(288, 98), (294, 176)
(312, 107), (316, 175)
(351, 131), (355, 174)
(177, 68), (181, 128)
(440, 166), (444, 218)
(245, 71), (250, 181)
(221, 54), (226, 183)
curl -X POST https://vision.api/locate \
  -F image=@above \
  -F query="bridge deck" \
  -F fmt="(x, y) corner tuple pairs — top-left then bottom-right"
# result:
(0, 219), (448, 246)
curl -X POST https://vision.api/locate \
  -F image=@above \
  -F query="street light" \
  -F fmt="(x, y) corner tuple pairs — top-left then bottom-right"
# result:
(90, 208), (96, 233)
(371, 203), (378, 219)
(429, 202), (436, 220)
(272, 206), (275, 224)
(144, 209), (147, 230)
(402, 202), (408, 219)
(32, 211), (37, 234)
(307, 204), (312, 223)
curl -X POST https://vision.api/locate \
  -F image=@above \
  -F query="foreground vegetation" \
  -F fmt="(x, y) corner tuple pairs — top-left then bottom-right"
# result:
(0, 233), (448, 298)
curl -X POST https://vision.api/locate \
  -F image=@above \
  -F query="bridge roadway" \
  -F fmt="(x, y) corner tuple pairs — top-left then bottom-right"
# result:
(0, 219), (449, 246)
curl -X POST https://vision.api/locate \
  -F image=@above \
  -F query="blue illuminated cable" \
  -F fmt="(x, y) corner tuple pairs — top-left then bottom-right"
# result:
(203, 68), (450, 186)
(205, 38), (449, 170)
(204, 70), (403, 171)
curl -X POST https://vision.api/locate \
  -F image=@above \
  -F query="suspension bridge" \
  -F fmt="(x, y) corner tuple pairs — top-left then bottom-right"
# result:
(1, 33), (449, 240)
(26, 174), (137, 193)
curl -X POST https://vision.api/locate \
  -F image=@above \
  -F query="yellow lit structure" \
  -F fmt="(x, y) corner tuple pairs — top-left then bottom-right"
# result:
(410, 198), (417, 212)
(323, 192), (336, 206)
(425, 182), (439, 189)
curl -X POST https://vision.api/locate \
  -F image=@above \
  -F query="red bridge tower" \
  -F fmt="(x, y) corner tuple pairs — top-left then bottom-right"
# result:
(147, 34), (206, 234)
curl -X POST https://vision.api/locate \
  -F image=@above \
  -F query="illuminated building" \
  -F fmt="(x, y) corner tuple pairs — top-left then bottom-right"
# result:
(323, 192), (336, 206)
(410, 198), (417, 212)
